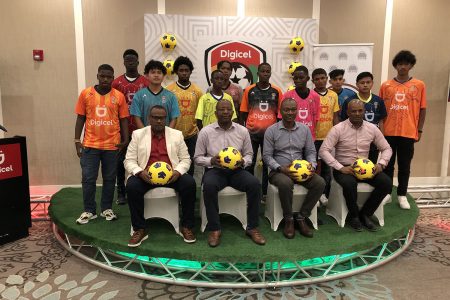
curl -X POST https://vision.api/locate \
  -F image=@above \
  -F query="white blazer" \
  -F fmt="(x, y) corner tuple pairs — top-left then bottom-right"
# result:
(124, 126), (191, 180)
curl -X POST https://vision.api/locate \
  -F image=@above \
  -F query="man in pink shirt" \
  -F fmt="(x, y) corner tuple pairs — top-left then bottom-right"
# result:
(319, 100), (392, 232)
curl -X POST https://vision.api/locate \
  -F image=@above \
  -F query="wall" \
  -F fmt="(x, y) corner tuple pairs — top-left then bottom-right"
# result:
(0, 0), (449, 185)
(0, 0), (78, 185)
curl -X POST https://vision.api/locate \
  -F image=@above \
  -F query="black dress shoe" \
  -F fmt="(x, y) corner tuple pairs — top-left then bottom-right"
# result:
(283, 218), (295, 239)
(348, 217), (363, 232)
(360, 214), (378, 232)
(297, 218), (313, 238)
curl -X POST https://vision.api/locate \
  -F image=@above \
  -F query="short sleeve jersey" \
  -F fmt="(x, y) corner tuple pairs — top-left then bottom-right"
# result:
(340, 93), (387, 126)
(130, 87), (180, 127)
(112, 74), (149, 133)
(195, 92), (237, 127)
(379, 78), (427, 140)
(335, 87), (357, 107)
(166, 82), (203, 138)
(280, 89), (321, 140)
(240, 83), (283, 136)
(315, 89), (339, 140)
(75, 87), (129, 150)
(208, 82), (243, 116)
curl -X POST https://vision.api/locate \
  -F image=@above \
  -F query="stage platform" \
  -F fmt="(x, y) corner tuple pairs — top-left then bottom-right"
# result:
(50, 188), (419, 287)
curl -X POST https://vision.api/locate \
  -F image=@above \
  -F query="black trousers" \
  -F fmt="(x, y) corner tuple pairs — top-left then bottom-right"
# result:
(184, 134), (197, 176)
(246, 134), (269, 195)
(127, 174), (196, 231)
(384, 136), (415, 196)
(116, 148), (126, 196)
(333, 169), (392, 218)
(202, 168), (261, 231)
(315, 140), (331, 197)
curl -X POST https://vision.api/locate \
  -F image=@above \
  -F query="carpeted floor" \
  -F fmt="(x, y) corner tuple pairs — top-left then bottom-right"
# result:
(1, 207), (449, 299)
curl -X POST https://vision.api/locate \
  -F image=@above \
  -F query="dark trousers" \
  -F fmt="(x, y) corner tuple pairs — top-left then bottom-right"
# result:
(384, 136), (415, 196)
(333, 169), (393, 218)
(116, 148), (126, 196)
(126, 174), (196, 231)
(80, 148), (118, 214)
(202, 168), (261, 231)
(315, 140), (331, 197)
(368, 142), (379, 164)
(269, 172), (325, 219)
(247, 134), (268, 195)
(184, 134), (197, 176)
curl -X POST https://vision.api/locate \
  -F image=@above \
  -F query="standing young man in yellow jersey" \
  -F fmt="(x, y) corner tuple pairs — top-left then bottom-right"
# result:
(379, 50), (426, 209)
(312, 68), (339, 204)
(74, 64), (129, 224)
(166, 56), (203, 176)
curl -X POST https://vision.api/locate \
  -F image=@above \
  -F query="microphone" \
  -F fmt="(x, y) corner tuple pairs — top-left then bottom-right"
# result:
(0, 124), (7, 132)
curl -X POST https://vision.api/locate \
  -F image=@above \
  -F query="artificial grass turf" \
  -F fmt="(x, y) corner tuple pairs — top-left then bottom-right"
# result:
(49, 187), (419, 263)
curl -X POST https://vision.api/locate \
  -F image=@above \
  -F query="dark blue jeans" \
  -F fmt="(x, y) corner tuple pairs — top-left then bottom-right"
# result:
(80, 147), (118, 214)
(184, 134), (197, 176)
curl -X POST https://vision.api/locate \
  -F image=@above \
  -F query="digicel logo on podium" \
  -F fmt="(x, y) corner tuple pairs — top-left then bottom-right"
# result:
(0, 143), (22, 180)
(204, 41), (266, 89)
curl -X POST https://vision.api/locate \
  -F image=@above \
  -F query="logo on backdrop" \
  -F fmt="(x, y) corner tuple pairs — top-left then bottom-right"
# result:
(204, 41), (266, 89)
(0, 143), (23, 180)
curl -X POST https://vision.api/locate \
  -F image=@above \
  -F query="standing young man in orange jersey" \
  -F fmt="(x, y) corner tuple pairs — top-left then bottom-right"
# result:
(74, 64), (129, 224)
(379, 50), (426, 209)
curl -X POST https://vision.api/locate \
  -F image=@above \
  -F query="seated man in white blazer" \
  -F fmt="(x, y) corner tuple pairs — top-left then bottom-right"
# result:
(124, 105), (196, 247)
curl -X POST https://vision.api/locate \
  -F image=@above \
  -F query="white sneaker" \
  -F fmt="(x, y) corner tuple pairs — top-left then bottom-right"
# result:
(398, 196), (410, 210)
(76, 212), (97, 224)
(100, 209), (118, 221)
(382, 194), (392, 205)
(319, 194), (328, 206)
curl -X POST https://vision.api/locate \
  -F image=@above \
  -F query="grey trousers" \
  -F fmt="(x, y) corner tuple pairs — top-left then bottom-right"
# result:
(269, 171), (325, 219)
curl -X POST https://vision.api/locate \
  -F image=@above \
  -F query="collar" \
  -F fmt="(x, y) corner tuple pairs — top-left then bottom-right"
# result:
(212, 122), (235, 130)
(279, 121), (299, 131)
(357, 92), (372, 103)
(345, 118), (366, 129)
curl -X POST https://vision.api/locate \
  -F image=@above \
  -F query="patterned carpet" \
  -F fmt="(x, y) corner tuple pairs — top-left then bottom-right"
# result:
(1, 208), (449, 300)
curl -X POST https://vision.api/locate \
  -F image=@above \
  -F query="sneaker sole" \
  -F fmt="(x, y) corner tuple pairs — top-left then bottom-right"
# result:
(76, 215), (97, 224)
(100, 213), (118, 221)
(183, 237), (197, 243)
(128, 235), (148, 247)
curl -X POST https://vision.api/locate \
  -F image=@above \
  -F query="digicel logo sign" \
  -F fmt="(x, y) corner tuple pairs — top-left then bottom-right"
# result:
(204, 41), (266, 88)
(0, 143), (23, 180)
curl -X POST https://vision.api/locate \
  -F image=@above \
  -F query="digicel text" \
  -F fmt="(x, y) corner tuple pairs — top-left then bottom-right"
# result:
(0, 165), (13, 173)
(220, 50), (252, 61)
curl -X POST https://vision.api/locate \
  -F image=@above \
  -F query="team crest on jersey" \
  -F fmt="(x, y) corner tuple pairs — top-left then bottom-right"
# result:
(181, 99), (191, 108)
(272, 93), (276, 100)
(0, 151), (5, 165)
(95, 105), (107, 117)
(205, 41), (266, 89)
(395, 92), (405, 103)
(365, 112), (375, 122)
(320, 105), (329, 114)
(162, 96), (166, 104)
(111, 96), (116, 104)
(298, 108), (309, 120)
(259, 101), (269, 112)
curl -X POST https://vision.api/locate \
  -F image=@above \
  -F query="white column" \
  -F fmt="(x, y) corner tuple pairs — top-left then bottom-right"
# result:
(0, 87), (3, 138)
(440, 74), (450, 177)
(312, 0), (321, 40)
(73, 0), (86, 94)
(158, 0), (165, 14)
(237, 0), (245, 17)
(381, 0), (394, 83)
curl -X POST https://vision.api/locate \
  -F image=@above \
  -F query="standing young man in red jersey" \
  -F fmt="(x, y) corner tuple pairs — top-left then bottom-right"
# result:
(74, 64), (129, 224)
(379, 50), (426, 209)
(112, 49), (149, 205)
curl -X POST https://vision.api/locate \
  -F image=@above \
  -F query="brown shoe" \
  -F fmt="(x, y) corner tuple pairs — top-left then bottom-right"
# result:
(297, 218), (313, 238)
(180, 227), (196, 243)
(283, 218), (295, 239)
(246, 228), (266, 245)
(128, 229), (148, 247)
(208, 230), (221, 247)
